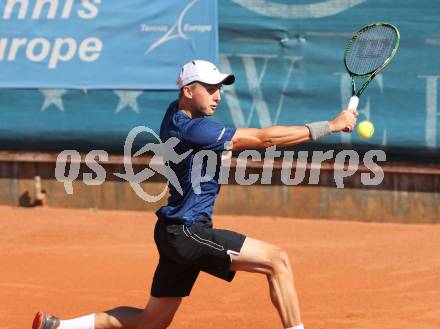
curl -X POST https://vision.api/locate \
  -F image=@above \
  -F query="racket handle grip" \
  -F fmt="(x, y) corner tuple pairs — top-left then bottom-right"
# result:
(343, 96), (359, 132)
(347, 96), (359, 110)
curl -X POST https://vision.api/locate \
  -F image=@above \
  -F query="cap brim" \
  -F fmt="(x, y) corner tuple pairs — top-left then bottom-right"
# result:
(220, 74), (235, 85)
(184, 74), (235, 87)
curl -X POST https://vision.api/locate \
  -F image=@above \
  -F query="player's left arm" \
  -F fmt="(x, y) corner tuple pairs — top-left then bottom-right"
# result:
(229, 126), (310, 150)
(229, 109), (357, 151)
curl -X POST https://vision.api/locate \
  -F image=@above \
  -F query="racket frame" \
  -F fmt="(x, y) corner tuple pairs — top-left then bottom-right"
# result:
(344, 22), (400, 99)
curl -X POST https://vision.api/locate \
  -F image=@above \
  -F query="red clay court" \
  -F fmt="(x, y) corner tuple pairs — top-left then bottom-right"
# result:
(1, 205), (439, 329)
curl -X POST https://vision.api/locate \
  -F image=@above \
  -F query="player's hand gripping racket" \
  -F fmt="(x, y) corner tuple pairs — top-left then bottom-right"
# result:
(344, 22), (400, 131)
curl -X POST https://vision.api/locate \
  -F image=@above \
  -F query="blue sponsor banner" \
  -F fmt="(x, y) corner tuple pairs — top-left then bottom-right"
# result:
(0, 0), (439, 154)
(0, 0), (218, 89)
(218, 0), (440, 150)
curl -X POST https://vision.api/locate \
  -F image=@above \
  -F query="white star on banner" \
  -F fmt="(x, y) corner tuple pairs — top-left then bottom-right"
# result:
(39, 89), (67, 112)
(114, 90), (143, 114)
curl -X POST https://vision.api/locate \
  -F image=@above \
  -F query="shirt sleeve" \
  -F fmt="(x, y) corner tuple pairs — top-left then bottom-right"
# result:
(181, 117), (236, 151)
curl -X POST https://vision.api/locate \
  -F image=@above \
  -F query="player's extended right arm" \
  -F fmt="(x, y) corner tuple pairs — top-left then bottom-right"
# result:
(229, 109), (357, 151)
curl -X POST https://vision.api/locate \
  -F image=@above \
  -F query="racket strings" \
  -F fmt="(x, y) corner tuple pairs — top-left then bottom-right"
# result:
(346, 26), (397, 76)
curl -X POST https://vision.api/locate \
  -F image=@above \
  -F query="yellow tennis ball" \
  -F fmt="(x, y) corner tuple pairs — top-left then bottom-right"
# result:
(357, 120), (374, 139)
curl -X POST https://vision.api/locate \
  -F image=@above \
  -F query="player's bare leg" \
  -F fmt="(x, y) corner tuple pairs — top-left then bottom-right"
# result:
(94, 297), (181, 329)
(36, 297), (182, 329)
(93, 306), (143, 328)
(230, 237), (302, 328)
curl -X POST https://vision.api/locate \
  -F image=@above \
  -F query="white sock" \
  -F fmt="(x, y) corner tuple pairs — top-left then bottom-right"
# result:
(58, 314), (95, 329)
(286, 324), (304, 329)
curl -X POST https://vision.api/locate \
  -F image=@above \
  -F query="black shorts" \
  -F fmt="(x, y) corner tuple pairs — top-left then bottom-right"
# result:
(151, 216), (246, 297)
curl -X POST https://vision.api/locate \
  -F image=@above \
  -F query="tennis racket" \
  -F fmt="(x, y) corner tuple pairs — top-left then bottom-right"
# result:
(344, 22), (400, 129)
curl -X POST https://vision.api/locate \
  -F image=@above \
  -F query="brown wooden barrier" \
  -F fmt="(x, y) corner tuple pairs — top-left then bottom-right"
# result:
(0, 151), (439, 223)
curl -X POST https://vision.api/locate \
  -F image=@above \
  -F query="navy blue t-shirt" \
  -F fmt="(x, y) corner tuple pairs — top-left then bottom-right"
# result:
(155, 100), (236, 225)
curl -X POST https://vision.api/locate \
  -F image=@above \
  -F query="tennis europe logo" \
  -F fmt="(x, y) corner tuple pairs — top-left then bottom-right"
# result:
(142, 0), (213, 56)
(55, 126), (386, 202)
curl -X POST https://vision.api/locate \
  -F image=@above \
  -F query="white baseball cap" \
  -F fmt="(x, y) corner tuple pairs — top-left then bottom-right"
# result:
(176, 60), (235, 88)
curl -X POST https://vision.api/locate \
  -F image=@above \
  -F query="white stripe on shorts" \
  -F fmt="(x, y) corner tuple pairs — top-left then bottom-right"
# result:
(182, 225), (225, 251)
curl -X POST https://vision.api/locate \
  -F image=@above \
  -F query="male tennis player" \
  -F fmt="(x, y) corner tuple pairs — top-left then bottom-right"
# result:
(33, 60), (357, 329)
